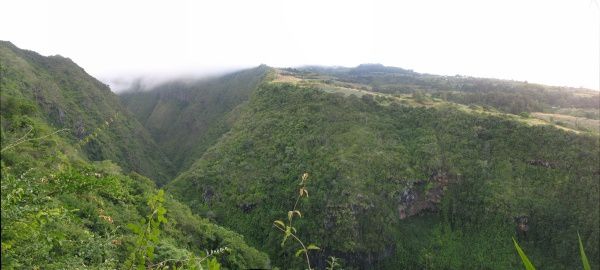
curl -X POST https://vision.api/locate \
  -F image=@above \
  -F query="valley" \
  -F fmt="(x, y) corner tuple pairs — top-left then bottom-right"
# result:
(1, 41), (599, 269)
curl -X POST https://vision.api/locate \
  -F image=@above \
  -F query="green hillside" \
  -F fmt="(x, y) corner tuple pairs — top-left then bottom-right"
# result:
(0, 42), (270, 269)
(168, 74), (599, 269)
(120, 66), (269, 172)
(0, 41), (174, 184)
(2, 40), (598, 270)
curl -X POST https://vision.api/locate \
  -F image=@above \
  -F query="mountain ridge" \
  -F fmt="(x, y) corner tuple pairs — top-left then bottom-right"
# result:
(1, 41), (598, 269)
(0, 40), (176, 183)
(0, 41), (271, 269)
(165, 70), (599, 269)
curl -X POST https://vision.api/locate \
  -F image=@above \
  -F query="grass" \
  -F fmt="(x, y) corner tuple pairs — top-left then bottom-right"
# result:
(531, 112), (599, 133)
(272, 68), (595, 135)
(513, 235), (592, 270)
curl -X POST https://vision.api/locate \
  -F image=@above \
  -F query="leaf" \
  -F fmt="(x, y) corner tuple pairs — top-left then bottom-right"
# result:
(157, 215), (168, 223)
(293, 210), (302, 218)
(295, 248), (306, 257)
(157, 206), (167, 216)
(578, 233), (591, 270)
(207, 257), (221, 270)
(157, 189), (165, 202)
(273, 220), (285, 229)
(281, 226), (291, 246)
(513, 238), (536, 270)
(281, 233), (289, 247)
(307, 244), (320, 250)
(1, 241), (12, 251)
(146, 245), (155, 260)
(127, 223), (141, 234)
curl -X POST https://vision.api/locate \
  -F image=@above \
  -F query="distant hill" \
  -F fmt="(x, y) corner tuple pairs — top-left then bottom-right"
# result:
(295, 64), (599, 117)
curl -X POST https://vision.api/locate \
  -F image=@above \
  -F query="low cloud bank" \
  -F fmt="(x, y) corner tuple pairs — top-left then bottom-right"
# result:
(99, 66), (251, 93)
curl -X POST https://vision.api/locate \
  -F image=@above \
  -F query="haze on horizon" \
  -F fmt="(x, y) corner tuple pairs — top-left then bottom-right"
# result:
(0, 0), (598, 91)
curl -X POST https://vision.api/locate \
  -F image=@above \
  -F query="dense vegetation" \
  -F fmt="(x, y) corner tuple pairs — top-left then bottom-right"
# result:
(121, 66), (269, 172)
(168, 81), (599, 269)
(0, 41), (174, 184)
(2, 41), (598, 269)
(1, 41), (270, 269)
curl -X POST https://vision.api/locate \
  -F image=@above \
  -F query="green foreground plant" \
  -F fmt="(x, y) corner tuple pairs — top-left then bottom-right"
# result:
(125, 190), (169, 269)
(513, 234), (592, 270)
(273, 172), (320, 270)
(326, 256), (341, 270)
(125, 189), (226, 270)
(512, 238), (536, 270)
(578, 233), (591, 270)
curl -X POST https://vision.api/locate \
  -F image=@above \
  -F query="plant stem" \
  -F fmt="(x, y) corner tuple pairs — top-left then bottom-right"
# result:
(274, 225), (312, 270)
(1, 128), (68, 152)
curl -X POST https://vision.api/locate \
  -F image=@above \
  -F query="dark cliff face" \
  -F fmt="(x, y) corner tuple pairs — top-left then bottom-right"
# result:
(398, 171), (450, 220)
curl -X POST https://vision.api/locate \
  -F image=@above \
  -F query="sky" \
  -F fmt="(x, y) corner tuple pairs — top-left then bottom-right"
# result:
(0, 0), (598, 91)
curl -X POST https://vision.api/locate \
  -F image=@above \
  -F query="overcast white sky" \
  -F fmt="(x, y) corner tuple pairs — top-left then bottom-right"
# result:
(1, 0), (599, 91)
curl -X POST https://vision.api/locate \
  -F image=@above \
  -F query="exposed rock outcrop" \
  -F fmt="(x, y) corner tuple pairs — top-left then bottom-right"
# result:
(527, 159), (557, 168)
(398, 171), (450, 220)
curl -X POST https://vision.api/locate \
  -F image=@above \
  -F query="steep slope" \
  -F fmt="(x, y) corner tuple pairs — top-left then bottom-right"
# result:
(168, 79), (599, 269)
(0, 43), (270, 269)
(5, 39), (597, 269)
(0, 106), (271, 270)
(120, 66), (270, 172)
(0, 41), (174, 184)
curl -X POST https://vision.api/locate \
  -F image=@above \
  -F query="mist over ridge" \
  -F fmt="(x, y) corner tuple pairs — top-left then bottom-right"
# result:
(1, 40), (598, 269)
(102, 65), (254, 92)
(1, 0), (599, 268)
